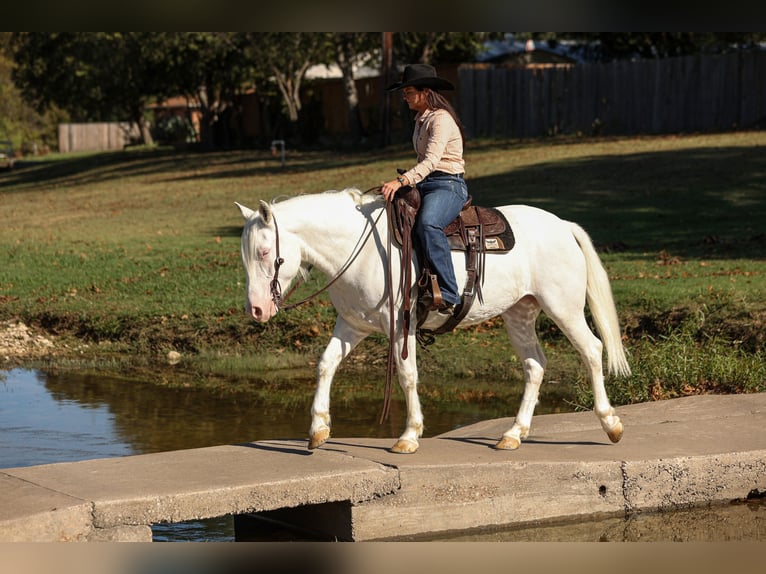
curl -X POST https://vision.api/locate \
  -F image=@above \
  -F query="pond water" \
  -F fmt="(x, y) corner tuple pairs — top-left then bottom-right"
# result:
(1, 368), (763, 542)
(1, 367), (539, 541)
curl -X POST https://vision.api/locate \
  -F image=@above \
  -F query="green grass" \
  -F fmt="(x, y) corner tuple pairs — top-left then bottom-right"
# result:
(1, 132), (765, 408)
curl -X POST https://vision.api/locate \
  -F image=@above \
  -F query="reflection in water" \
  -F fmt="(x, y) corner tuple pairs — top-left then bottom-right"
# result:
(40, 369), (310, 453)
(401, 499), (766, 542)
(11, 367), (576, 457)
(3, 368), (762, 542)
(0, 369), (134, 467)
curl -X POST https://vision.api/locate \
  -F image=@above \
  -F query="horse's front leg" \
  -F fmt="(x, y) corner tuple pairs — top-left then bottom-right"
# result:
(308, 318), (368, 450)
(390, 333), (423, 454)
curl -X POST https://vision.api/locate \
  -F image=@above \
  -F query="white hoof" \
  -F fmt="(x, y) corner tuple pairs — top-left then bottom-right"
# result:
(308, 427), (330, 450)
(606, 420), (623, 444)
(390, 439), (419, 454)
(494, 435), (521, 450)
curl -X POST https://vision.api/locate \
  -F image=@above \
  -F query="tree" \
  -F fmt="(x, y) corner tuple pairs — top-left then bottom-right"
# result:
(11, 32), (158, 144)
(147, 33), (255, 149)
(327, 32), (380, 144)
(546, 32), (766, 61)
(393, 32), (486, 66)
(10, 32), (261, 150)
(0, 33), (66, 152)
(242, 33), (331, 143)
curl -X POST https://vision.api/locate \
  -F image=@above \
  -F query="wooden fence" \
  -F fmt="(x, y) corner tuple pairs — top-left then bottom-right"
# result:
(58, 122), (140, 153)
(458, 51), (766, 138)
(54, 53), (765, 152)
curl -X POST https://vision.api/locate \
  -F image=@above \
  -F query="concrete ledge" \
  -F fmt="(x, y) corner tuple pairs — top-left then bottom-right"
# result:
(349, 459), (625, 540)
(0, 474), (92, 542)
(86, 525), (154, 542)
(323, 393), (766, 539)
(1, 442), (399, 541)
(623, 451), (766, 511)
(1, 393), (765, 541)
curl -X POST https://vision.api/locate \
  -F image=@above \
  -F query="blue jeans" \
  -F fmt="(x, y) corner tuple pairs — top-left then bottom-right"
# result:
(415, 173), (469, 306)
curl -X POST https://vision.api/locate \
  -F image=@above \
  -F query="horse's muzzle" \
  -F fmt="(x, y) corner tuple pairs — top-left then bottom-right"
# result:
(246, 301), (275, 322)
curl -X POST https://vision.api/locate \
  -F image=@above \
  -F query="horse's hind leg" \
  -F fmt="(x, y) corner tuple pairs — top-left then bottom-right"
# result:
(496, 296), (547, 450)
(546, 306), (623, 444)
(309, 318), (368, 450)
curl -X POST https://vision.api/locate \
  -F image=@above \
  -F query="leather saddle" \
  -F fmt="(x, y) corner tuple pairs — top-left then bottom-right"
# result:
(387, 185), (515, 345)
(389, 189), (515, 253)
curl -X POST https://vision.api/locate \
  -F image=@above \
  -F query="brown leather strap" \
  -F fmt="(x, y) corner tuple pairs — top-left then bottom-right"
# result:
(381, 187), (419, 423)
(418, 222), (483, 337)
(383, 207), (396, 424)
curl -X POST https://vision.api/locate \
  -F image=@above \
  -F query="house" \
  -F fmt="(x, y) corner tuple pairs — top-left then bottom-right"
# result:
(476, 35), (585, 69)
(146, 96), (202, 144)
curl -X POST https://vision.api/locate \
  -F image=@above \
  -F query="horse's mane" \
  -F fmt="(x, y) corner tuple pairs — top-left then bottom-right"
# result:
(264, 188), (382, 285)
(270, 187), (382, 209)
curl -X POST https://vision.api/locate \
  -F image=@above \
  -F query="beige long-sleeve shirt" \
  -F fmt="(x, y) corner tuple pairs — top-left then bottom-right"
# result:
(401, 108), (465, 186)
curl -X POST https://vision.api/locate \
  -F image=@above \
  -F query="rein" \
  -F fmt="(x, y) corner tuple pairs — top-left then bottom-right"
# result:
(269, 187), (385, 312)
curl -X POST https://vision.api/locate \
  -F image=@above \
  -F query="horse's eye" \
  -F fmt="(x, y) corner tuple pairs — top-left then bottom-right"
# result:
(260, 248), (270, 260)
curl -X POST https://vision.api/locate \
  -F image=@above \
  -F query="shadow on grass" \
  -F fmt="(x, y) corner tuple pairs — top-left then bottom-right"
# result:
(1, 144), (413, 191)
(4, 139), (764, 259)
(466, 143), (766, 258)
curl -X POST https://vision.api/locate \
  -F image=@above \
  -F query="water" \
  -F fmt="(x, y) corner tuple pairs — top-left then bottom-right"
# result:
(1, 368), (763, 542)
(2, 367), (535, 541)
(0, 369), (134, 466)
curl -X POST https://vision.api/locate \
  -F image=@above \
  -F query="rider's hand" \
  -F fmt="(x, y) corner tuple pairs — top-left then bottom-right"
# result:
(381, 175), (408, 202)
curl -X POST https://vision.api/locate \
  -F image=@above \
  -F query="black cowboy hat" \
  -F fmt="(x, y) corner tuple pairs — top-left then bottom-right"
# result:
(386, 64), (454, 92)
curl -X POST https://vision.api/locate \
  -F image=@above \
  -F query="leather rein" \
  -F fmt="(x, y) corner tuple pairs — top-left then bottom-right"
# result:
(268, 187), (385, 312)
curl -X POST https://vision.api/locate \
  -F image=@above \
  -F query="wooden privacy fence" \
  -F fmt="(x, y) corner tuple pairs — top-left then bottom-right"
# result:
(458, 51), (766, 139)
(58, 122), (140, 153)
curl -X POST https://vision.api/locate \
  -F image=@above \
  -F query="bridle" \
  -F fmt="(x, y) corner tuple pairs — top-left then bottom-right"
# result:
(268, 215), (287, 308)
(267, 188), (386, 312)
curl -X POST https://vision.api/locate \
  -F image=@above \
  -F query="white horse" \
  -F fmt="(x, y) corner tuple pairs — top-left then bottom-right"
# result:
(236, 188), (630, 454)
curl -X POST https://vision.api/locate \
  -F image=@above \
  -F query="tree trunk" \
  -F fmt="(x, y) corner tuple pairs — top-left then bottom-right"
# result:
(336, 33), (364, 143)
(196, 85), (214, 150)
(272, 62), (311, 143)
(130, 106), (154, 146)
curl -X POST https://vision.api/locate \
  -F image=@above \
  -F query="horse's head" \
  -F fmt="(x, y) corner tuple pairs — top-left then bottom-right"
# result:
(236, 200), (301, 322)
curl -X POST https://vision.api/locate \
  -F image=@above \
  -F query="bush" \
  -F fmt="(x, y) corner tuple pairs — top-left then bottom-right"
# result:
(152, 115), (197, 146)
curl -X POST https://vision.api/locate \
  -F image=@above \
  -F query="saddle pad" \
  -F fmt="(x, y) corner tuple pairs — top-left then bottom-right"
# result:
(445, 206), (515, 253)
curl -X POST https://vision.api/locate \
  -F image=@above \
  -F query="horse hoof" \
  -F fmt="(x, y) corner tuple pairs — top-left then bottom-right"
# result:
(308, 428), (330, 450)
(606, 421), (623, 444)
(390, 439), (419, 454)
(494, 436), (521, 450)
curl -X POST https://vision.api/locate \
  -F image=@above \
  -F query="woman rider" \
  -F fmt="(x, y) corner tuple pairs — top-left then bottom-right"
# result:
(380, 64), (468, 315)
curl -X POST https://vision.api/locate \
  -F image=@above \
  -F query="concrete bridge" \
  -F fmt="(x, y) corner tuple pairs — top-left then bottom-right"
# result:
(1, 392), (765, 542)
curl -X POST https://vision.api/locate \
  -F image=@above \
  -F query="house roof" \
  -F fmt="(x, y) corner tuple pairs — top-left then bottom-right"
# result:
(477, 34), (606, 65)
(305, 62), (380, 80)
(147, 96), (200, 110)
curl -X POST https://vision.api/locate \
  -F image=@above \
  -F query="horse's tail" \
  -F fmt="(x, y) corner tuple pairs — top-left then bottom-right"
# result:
(570, 222), (632, 377)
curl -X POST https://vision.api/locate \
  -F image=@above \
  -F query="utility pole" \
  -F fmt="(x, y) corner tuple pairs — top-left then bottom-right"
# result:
(381, 32), (393, 146)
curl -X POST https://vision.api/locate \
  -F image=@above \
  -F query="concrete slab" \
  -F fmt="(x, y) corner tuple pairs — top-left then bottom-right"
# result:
(0, 473), (92, 542)
(437, 391), (766, 460)
(3, 442), (399, 536)
(1, 392), (765, 542)
(316, 393), (766, 539)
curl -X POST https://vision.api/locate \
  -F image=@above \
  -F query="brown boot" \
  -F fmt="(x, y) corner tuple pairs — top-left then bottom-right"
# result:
(436, 302), (455, 316)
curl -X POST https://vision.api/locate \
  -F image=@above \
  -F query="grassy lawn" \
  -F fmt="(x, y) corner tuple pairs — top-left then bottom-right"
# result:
(1, 131), (764, 409)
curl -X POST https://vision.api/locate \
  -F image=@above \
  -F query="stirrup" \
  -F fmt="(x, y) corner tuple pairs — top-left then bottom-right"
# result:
(417, 273), (442, 311)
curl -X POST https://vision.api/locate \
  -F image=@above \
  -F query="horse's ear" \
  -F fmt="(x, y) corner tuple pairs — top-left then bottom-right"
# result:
(235, 202), (255, 221)
(258, 200), (273, 224)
